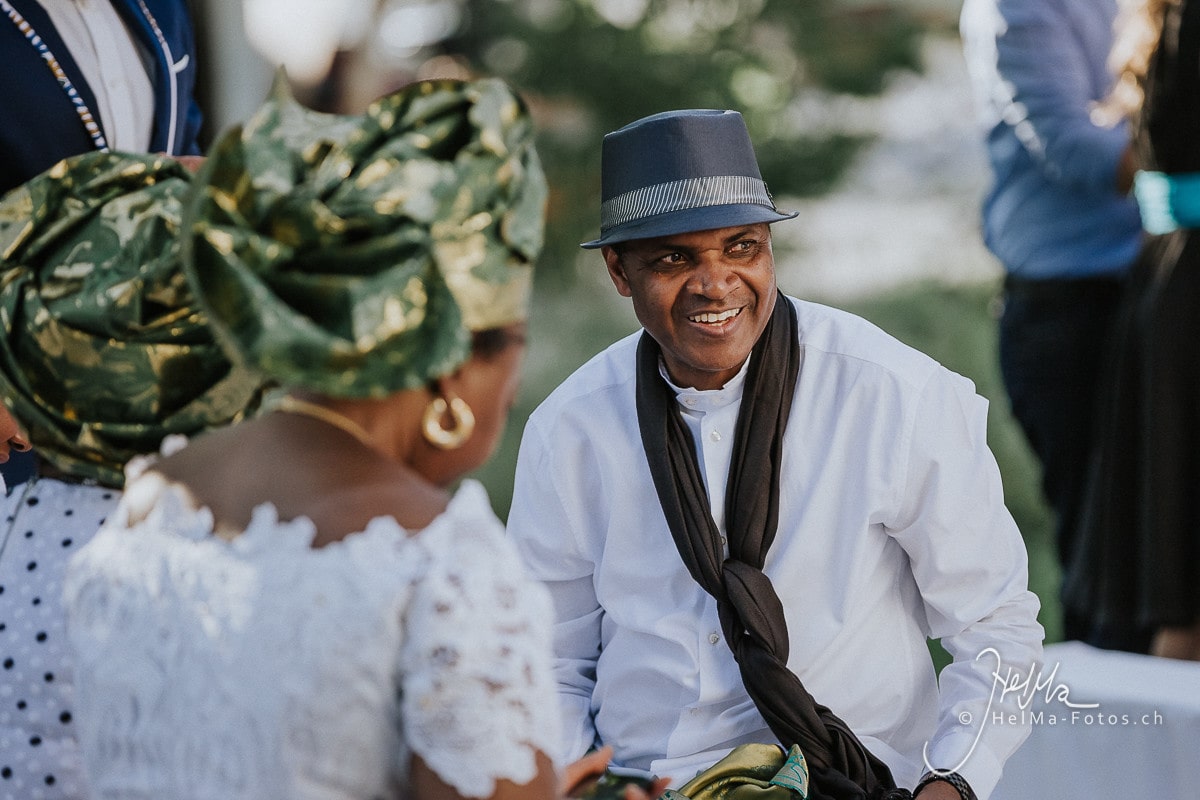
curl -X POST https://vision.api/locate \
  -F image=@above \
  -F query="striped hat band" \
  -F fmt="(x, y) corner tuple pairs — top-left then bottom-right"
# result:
(581, 109), (796, 248)
(600, 175), (774, 233)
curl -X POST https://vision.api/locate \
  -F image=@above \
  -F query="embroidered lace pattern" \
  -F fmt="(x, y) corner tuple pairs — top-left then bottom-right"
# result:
(63, 479), (560, 799)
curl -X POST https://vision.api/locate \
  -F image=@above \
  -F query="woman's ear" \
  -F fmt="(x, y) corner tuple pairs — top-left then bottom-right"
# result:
(431, 365), (465, 400)
(421, 372), (477, 452)
(0, 403), (31, 457)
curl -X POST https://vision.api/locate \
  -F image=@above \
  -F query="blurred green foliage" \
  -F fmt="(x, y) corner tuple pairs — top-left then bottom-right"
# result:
(451, 0), (924, 284)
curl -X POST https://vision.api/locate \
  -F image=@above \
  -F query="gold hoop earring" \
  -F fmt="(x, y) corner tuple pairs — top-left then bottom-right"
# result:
(422, 395), (475, 450)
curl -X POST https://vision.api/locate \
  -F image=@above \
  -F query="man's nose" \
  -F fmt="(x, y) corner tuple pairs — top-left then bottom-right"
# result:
(688, 255), (737, 296)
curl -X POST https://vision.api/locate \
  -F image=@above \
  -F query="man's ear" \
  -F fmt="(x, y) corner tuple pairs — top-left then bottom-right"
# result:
(602, 246), (633, 298)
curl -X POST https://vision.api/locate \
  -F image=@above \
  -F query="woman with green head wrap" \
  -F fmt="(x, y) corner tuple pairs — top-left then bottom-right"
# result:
(62, 78), (661, 800)
(0, 150), (262, 800)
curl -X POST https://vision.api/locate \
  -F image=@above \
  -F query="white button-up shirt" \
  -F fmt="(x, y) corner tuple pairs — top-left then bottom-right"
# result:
(508, 297), (1044, 799)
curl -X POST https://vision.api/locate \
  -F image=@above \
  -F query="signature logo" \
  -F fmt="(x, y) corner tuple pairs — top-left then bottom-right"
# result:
(922, 647), (1099, 776)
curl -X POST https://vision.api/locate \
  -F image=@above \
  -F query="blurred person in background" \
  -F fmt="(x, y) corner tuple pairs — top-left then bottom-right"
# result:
(62, 78), (665, 800)
(959, 0), (1146, 649)
(1065, 0), (1200, 662)
(0, 0), (204, 486)
(0, 153), (260, 800)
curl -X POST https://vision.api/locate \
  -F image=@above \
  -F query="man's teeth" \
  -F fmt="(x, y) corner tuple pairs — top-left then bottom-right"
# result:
(690, 308), (741, 323)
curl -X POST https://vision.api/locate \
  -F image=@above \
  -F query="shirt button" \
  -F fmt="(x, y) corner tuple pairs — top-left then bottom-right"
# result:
(709, 430), (722, 442)
(684, 398), (697, 407)
(720, 536), (727, 546)
(709, 632), (720, 645)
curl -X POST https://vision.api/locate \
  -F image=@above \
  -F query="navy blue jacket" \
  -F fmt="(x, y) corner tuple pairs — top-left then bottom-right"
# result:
(0, 0), (203, 195)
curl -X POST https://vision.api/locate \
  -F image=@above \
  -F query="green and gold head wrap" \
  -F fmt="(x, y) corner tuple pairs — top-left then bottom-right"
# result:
(183, 76), (547, 398)
(0, 152), (265, 488)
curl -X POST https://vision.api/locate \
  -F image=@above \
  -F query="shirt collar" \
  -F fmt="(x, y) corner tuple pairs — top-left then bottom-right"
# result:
(659, 354), (750, 413)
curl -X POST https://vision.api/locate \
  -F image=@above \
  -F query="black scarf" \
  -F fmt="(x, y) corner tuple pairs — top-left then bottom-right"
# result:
(635, 292), (909, 800)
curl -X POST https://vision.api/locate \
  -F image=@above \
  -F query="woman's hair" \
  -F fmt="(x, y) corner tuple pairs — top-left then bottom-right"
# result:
(1099, 0), (1177, 123)
(471, 327), (524, 360)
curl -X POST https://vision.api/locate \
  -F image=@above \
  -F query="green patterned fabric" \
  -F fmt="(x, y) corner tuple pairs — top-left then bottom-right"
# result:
(183, 76), (547, 398)
(0, 152), (265, 487)
(662, 744), (811, 800)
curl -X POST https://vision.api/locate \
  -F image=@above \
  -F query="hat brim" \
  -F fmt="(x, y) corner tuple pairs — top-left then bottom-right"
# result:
(581, 203), (798, 249)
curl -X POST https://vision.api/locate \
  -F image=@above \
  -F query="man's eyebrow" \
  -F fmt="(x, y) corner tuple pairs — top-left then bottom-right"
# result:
(629, 226), (767, 257)
(632, 241), (693, 257)
(723, 226), (764, 244)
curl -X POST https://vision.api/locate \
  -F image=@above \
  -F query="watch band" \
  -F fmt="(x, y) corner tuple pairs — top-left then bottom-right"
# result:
(914, 770), (977, 800)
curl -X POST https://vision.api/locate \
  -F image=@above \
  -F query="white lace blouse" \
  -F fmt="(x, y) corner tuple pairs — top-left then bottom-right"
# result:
(63, 479), (561, 800)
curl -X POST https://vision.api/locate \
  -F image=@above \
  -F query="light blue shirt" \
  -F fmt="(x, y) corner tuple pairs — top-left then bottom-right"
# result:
(960, 0), (1143, 279)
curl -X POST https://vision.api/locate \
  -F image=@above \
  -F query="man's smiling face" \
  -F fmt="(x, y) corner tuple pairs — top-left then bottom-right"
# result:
(603, 223), (777, 390)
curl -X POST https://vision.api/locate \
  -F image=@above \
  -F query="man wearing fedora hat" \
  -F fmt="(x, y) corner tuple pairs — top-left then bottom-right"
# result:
(508, 109), (1044, 800)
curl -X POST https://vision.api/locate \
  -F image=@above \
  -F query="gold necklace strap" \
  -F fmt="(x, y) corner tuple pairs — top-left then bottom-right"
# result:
(273, 396), (375, 449)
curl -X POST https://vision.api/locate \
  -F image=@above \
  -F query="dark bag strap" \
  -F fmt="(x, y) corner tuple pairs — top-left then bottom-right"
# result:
(635, 292), (909, 800)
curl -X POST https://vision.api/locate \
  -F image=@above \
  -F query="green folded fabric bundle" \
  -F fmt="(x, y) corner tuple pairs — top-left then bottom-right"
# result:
(0, 76), (545, 485)
(184, 76), (546, 398)
(0, 153), (264, 487)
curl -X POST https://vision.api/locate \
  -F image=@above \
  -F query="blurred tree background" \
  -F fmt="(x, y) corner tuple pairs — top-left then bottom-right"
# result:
(448, 0), (923, 287)
(213, 0), (928, 288)
(193, 0), (1059, 641)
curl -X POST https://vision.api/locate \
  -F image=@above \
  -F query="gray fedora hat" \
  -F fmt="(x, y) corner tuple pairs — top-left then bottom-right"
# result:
(581, 109), (797, 249)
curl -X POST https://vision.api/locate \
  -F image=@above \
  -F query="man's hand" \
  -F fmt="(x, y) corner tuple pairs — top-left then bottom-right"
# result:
(561, 747), (613, 795)
(172, 155), (206, 174)
(0, 404), (31, 463)
(562, 746), (671, 799)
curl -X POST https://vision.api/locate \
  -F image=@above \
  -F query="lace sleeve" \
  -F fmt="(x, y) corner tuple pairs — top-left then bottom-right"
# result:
(397, 504), (562, 798)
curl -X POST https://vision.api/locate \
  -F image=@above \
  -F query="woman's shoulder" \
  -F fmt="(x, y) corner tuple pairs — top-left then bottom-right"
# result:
(80, 471), (508, 567)
(404, 480), (552, 619)
(401, 480), (527, 575)
(65, 468), (533, 638)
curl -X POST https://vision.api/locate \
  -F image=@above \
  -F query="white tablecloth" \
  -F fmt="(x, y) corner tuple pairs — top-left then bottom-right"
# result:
(991, 640), (1200, 799)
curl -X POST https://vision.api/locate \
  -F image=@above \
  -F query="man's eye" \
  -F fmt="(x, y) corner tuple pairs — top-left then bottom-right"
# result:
(729, 240), (757, 254)
(656, 252), (686, 266)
